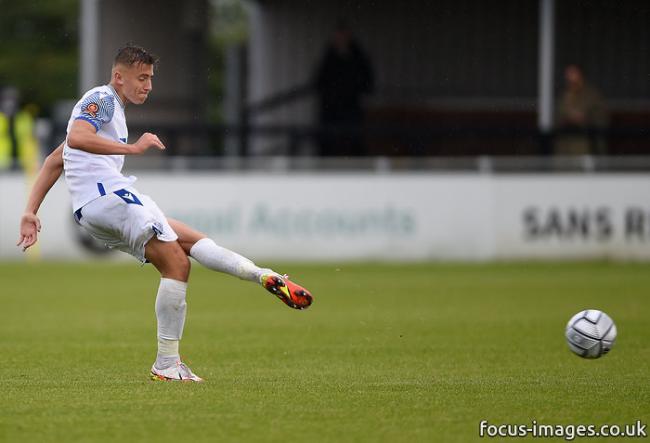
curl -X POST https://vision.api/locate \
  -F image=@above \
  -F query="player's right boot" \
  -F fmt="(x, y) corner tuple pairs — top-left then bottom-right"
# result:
(150, 361), (204, 382)
(261, 273), (313, 310)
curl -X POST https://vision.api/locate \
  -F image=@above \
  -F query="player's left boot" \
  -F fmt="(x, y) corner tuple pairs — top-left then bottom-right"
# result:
(150, 361), (204, 382)
(261, 273), (313, 310)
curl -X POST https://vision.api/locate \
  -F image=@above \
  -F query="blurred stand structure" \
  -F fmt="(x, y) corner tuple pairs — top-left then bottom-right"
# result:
(32, 0), (650, 170)
(63, 0), (210, 156)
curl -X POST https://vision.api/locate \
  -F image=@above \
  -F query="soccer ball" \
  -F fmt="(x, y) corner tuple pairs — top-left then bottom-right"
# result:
(565, 310), (617, 358)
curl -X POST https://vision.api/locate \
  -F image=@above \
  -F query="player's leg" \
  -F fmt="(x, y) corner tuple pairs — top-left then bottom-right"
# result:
(168, 217), (265, 281)
(168, 217), (313, 309)
(169, 218), (206, 255)
(145, 237), (202, 382)
(76, 190), (203, 381)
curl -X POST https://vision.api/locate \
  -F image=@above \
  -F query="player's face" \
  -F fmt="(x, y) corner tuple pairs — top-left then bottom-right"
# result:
(120, 63), (154, 105)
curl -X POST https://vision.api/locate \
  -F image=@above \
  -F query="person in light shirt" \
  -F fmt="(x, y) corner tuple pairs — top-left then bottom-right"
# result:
(17, 45), (313, 382)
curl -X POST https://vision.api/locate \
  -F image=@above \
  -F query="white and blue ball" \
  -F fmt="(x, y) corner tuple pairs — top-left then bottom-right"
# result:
(565, 310), (617, 358)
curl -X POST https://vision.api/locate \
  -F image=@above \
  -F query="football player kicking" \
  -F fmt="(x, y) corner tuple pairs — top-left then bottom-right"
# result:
(16, 45), (312, 382)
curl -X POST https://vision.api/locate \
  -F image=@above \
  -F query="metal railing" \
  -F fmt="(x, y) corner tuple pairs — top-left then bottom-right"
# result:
(48, 121), (650, 157)
(121, 154), (650, 173)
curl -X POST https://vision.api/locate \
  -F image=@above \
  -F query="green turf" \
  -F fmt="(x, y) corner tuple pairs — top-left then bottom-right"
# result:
(0, 261), (648, 442)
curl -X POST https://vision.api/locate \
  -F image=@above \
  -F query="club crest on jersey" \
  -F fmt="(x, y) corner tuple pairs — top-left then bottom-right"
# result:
(85, 102), (99, 117)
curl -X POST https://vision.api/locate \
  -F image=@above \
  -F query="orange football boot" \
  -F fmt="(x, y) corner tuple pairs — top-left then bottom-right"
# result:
(261, 273), (313, 310)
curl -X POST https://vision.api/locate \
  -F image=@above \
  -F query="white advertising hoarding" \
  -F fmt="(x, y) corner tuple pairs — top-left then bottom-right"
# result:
(494, 175), (650, 259)
(1, 173), (649, 261)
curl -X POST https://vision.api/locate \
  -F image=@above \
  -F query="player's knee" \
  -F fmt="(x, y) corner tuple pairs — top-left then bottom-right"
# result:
(175, 253), (191, 280)
(164, 246), (190, 281)
(147, 239), (191, 281)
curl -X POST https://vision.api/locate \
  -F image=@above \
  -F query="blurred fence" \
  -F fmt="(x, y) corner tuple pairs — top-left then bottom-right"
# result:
(47, 122), (650, 160)
(119, 154), (650, 174)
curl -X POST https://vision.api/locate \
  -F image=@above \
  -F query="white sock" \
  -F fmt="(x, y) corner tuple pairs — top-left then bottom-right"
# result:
(155, 278), (187, 369)
(190, 238), (271, 283)
(156, 338), (179, 369)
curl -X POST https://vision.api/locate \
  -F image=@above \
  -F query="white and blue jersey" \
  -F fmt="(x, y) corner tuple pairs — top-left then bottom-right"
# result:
(63, 84), (177, 262)
(63, 85), (137, 211)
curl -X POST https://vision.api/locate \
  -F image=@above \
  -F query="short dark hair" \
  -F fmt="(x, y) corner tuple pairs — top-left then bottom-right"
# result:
(114, 44), (158, 67)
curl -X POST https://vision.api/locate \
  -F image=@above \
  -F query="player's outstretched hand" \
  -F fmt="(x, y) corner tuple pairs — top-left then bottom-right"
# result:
(132, 132), (166, 154)
(17, 213), (41, 252)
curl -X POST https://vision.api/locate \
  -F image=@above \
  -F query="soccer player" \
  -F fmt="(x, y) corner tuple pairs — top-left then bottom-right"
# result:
(16, 45), (312, 382)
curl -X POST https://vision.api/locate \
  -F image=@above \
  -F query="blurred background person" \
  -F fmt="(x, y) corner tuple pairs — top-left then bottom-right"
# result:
(0, 86), (39, 173)
(554, 64), (609, 156)
(313, 22), (374, 157)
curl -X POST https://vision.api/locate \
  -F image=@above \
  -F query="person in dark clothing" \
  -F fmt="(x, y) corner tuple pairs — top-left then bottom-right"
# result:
(313, 23), (374, 156)
(555, 64), (609, 155)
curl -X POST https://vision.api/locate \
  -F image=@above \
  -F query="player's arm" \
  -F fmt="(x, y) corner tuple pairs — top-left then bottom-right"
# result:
(17, 142), (65, 251)
(67, 119), (165, 155)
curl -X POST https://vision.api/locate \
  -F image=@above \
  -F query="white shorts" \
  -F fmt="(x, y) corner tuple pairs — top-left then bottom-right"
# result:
(74, 186), (178, 263)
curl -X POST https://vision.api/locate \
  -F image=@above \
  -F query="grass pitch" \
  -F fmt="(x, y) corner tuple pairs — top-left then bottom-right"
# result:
(0, 261), (648, 442)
